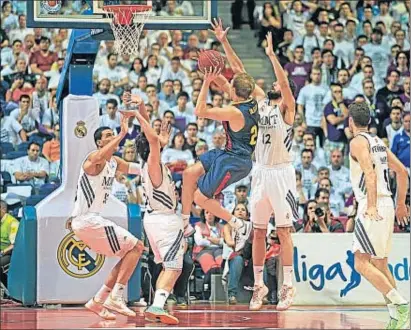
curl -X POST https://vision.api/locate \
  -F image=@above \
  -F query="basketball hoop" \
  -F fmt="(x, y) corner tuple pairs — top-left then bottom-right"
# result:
(103, 4), (152, 56)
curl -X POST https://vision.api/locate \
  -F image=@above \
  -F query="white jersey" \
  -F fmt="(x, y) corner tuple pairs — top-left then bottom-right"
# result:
(142, 163), (177, 214)
(255, 99), (293, 166)
(72, 153), (117, 217)
(349, 132), (392, 202)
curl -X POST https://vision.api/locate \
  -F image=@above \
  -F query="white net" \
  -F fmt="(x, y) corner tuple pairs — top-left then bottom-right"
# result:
(104, 6), (151, 56)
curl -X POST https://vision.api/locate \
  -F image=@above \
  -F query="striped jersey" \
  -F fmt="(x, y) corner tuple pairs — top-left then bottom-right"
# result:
(349, 132), (392, 202)
(142, 163), (177, 214)
(72, 153), (117, 217)
(255, 99), (293, 166)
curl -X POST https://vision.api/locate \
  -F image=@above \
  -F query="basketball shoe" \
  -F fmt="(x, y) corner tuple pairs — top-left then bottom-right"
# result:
(85, 298), (116, 320)
(276, 285), (296, 311)
(234, 221), (252, 252)
(103, 295), (136, 317)
(249, 285), (269, 311)
(395, 303), (410, 329)
(145, 306), (179, 325)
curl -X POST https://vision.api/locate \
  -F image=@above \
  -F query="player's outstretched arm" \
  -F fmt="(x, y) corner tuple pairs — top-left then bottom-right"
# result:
(123, 91), (150, 123)
(350, 136), (382, 221)
(210, 18), (265, 101)
(386, 148), (409, 226)
(85, 116), (129, 176)
(195, 68), (243, 124)
(265, 32), (295, 125)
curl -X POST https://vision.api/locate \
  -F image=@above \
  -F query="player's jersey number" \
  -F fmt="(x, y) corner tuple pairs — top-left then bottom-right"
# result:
(250, 125), (258, 145)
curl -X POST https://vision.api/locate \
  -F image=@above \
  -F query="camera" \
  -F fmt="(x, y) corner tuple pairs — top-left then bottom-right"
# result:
(315, 207), (324, 217)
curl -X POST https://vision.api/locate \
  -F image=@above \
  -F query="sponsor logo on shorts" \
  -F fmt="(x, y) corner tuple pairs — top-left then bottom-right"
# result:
(57, 231), (105, 279)
(74, 121), (87, 138)
(41, 0), (62, 13)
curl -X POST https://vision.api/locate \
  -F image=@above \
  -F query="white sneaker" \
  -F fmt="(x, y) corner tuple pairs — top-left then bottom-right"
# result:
(276, 285), (296, 311)
(103, 295), (136, 317)
(249, 285), (269, 311)
(234, 221), (252, 252)
(85, 298), (116, 320)
(229, 217), (244, 230)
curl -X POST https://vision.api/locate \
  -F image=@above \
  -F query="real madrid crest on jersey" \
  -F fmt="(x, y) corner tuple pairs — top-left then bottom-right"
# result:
(74, 121), (87, 138)
(41, 0), (62, 13)
(57, 229), (105, 279)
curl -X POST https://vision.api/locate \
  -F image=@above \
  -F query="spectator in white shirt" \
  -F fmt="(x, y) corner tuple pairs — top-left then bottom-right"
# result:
(8, 14), (33, 43)
(295, 149), (318, 200)
(93, 78), (121, 115)
(94, 53), (128, 95)
(10, 94), (36, 136)
(171, 91), (195, 123)
(332, 23), (354, 68)
(374, 0), (394, 30)
(42, 94), (59, 131)
(303, 137), (327, 169)
(198, 30), (214, 49)
(13, 142), (49, 186)
(1, 1), (19, 31)
(290, 20), (320, 63)
(328, 149), (351, 198)
(158, 79), (177, 107)
(160, 56), (190, 88)
(382, 106), (404, 148)
(99, 99), (121, 131)
(323, 69), (358, 104)
(130, 75), (149, 104)
(196, 117), (213, 146)
(0, 108), (27, 145)
(127, 58), (144, 89)
(210, 131), (226, 150)
(1, 39), (28, 70)
(161, 132), (195, 174)
(143, 54), (162, 86)
(145, 84), (169, 116)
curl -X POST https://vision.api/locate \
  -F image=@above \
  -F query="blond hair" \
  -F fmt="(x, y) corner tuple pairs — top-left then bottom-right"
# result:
(232, 73), (255, 99)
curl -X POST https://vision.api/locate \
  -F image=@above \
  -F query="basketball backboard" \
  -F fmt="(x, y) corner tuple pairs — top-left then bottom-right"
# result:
(27, 0), (217, 30)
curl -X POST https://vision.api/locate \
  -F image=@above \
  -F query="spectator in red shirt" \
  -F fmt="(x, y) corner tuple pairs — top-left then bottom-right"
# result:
(29, 36), (58, 74)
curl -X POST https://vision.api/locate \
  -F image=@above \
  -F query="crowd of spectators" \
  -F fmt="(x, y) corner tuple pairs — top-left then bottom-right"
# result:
(1, 0), (410, 305)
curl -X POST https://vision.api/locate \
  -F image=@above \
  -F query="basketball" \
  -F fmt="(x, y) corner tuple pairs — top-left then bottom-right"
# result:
(197, 50), (225, 73)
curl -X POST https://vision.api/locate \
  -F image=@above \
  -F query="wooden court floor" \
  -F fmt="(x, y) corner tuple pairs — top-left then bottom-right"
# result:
(0, 304), (388, 329)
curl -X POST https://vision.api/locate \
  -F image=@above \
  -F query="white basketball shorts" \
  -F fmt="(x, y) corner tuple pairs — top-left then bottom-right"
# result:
(352, 197), (395, 259)
(143, 212), (184, 270)
(71, 213), (138, 259)
(250, 163), (298, 229)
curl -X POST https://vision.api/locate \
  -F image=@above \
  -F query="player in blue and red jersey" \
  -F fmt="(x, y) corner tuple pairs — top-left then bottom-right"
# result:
(181, 67), (259, 234)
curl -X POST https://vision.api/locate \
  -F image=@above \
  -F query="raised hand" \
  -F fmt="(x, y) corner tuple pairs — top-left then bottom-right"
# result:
(119, 115), (129, 136)
(203, 66), (222, 83)
(265, 32), (275, 57)
(159, 119), (171, 147)
(209, 18), (230, 43)
(123, 91), (143, 106)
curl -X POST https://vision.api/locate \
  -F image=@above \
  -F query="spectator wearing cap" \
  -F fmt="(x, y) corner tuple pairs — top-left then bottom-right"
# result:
(160, 56), (190, 89)
(29, 36), (58, 75)
(297, 67), (328, 146)
(171, 91), (195, 123)
(391, 111), (410, 169)
(323, 83), (349, 155)
(13, 141), (49, 186)
(363, 28), (390, 84)
(381, 106), (404, 149)
(93, 78), (121, 115)
(158, 79), (176, 108)
(284, 45), (311, 97)
(0, 107), (27, 145)
(376, 69), (403, 118)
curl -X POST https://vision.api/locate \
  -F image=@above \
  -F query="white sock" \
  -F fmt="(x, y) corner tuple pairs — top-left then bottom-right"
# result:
(253, 266), (264, 286)
(94, 284), (111, 303)
(386, 288), (408, 305)
(387, 303), (397, 319)
(111, 283), (126, 300)
(283, 266), (293, 286)
(152, 289), (170, 309)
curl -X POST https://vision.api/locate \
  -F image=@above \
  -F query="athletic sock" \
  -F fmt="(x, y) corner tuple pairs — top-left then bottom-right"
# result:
(283, 266), (293, 287)
(152, 289), (170, 309)
(94, 284), (111, 303)
(111, 283), (126, 300)
(387, 303), (397, 319)
(386, 288), (408, 305)
(253, 266), (264, 287)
